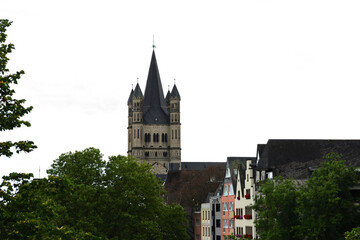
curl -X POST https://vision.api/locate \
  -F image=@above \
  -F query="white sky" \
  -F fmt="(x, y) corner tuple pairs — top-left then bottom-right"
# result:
(1, 0), (360, 178)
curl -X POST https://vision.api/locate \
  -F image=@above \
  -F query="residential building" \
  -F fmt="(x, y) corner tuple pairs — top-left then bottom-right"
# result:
(201, 203), (211, 240)
(194, 211), (201, 240)
(210, 187), (223, 240)
(234, 159), (257, 239)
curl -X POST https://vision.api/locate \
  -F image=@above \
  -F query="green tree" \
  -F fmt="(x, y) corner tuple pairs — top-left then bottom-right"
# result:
(47, 147), (105, 185)
(253, 177), (300, 240)
(0, 19), (36, 157)
(345, 227), (360, 240)
(254, 153), (360, 240)
(295, 153), (359, 240)
(1, 148), (189, 239)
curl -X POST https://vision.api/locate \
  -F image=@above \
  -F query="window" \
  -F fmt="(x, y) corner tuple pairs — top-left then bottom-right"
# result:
(216, 236), (221, 240)
(175, 130), (177, 139)
(216, 219), (221, 228)
(223, 219), (228, 228)
(163, 152), (167, 157)
(195, 218), (200, 226)
(137, 129), (139, 138)
(223, 185), (228, 196)
(229, 202), (234, 211)
(172, 130), (174, 139)
(228, 184), (234, 195)
(165, 133), (168, 142)
(225, 168), (231, 178)
(145, 152), (149, 157)
(223, 202), (228, 211)
(216, 203), (220, 212)
(246, 226), (252, 235)
(229, 219), (234, 228)
(155, 152), (157, 157)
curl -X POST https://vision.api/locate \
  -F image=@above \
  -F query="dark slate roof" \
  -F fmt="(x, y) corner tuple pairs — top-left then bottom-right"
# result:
(181, 162), (226, 171)
(143, 50), (169, 124)
(257, 139), (360, 179)
(171, 84), (181, 100)
(133, 83), (143, 98)
(127, 89), (134, 105)
(165, 90), (171, 104)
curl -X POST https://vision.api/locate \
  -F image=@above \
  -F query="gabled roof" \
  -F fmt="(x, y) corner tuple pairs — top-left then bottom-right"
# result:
(133, 83), (143, 98)
(170, 84), (181, 100)
(226, 157), (256, 196)
(257, 139), (360, 179)
(143, 50), (169, 124)
(127, 89), (134, 105)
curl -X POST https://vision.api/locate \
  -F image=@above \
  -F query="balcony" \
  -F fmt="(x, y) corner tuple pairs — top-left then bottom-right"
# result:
(234, 215), (243, 220)
(244, 214), (252, 220)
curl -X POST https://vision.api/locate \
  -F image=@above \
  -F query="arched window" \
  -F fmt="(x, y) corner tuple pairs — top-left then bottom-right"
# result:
(137, 129), (139, 138)
(165, 133), (168, 142)
(172, 130), (174, 139)
(137, 114), (139, 122)
(156, 133), (159, 142)
(134, 129), (136, 139)
(161, 133), (165, 142)
(153, 133), (156, 142)
(155, 152), (157, 157)
(175, 130), (177, 139)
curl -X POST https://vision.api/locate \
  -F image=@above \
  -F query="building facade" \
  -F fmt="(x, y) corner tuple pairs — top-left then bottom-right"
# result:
(201, 203), (211, 240)
(127, 50), (181, 172)
(234, 159), (257, 239)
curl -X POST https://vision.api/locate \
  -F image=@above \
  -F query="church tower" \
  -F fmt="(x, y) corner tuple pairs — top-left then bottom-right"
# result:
(127, 49), (181, 171)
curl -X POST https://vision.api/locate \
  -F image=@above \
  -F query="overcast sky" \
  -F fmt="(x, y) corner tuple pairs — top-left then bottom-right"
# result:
(1, 0), (360, 178)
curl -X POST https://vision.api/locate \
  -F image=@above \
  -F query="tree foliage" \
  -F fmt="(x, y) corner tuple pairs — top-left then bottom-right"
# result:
(1, 148), (189, 240)
(0, 19), (36, 157)
(254, 153), (360, 240)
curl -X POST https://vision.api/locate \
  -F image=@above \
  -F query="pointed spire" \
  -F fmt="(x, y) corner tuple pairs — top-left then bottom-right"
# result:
(165, 87), (171, 104)
(143, 50), (169, 124)
(171, 81), (181, 100)
(133, 82), (143, 99)
(127, 88), (134, 105)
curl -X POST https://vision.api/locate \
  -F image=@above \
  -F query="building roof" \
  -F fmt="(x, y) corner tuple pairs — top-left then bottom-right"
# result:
(133, 83), (143, 98)
(171, 84), (181, 100)
(127, 89), (134, 105)
(226, 157), (256, 196)
(257, 139), (360, 179)
(165, 90), (171, 104)
(181, 162), (226, 171)
(142, 50), (169, 124)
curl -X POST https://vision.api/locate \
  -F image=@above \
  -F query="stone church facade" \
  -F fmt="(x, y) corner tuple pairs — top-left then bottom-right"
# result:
(127, 50), (181, 171)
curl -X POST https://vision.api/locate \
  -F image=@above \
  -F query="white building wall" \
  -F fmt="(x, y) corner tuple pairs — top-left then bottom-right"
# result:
(234, 160), (257, 238)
